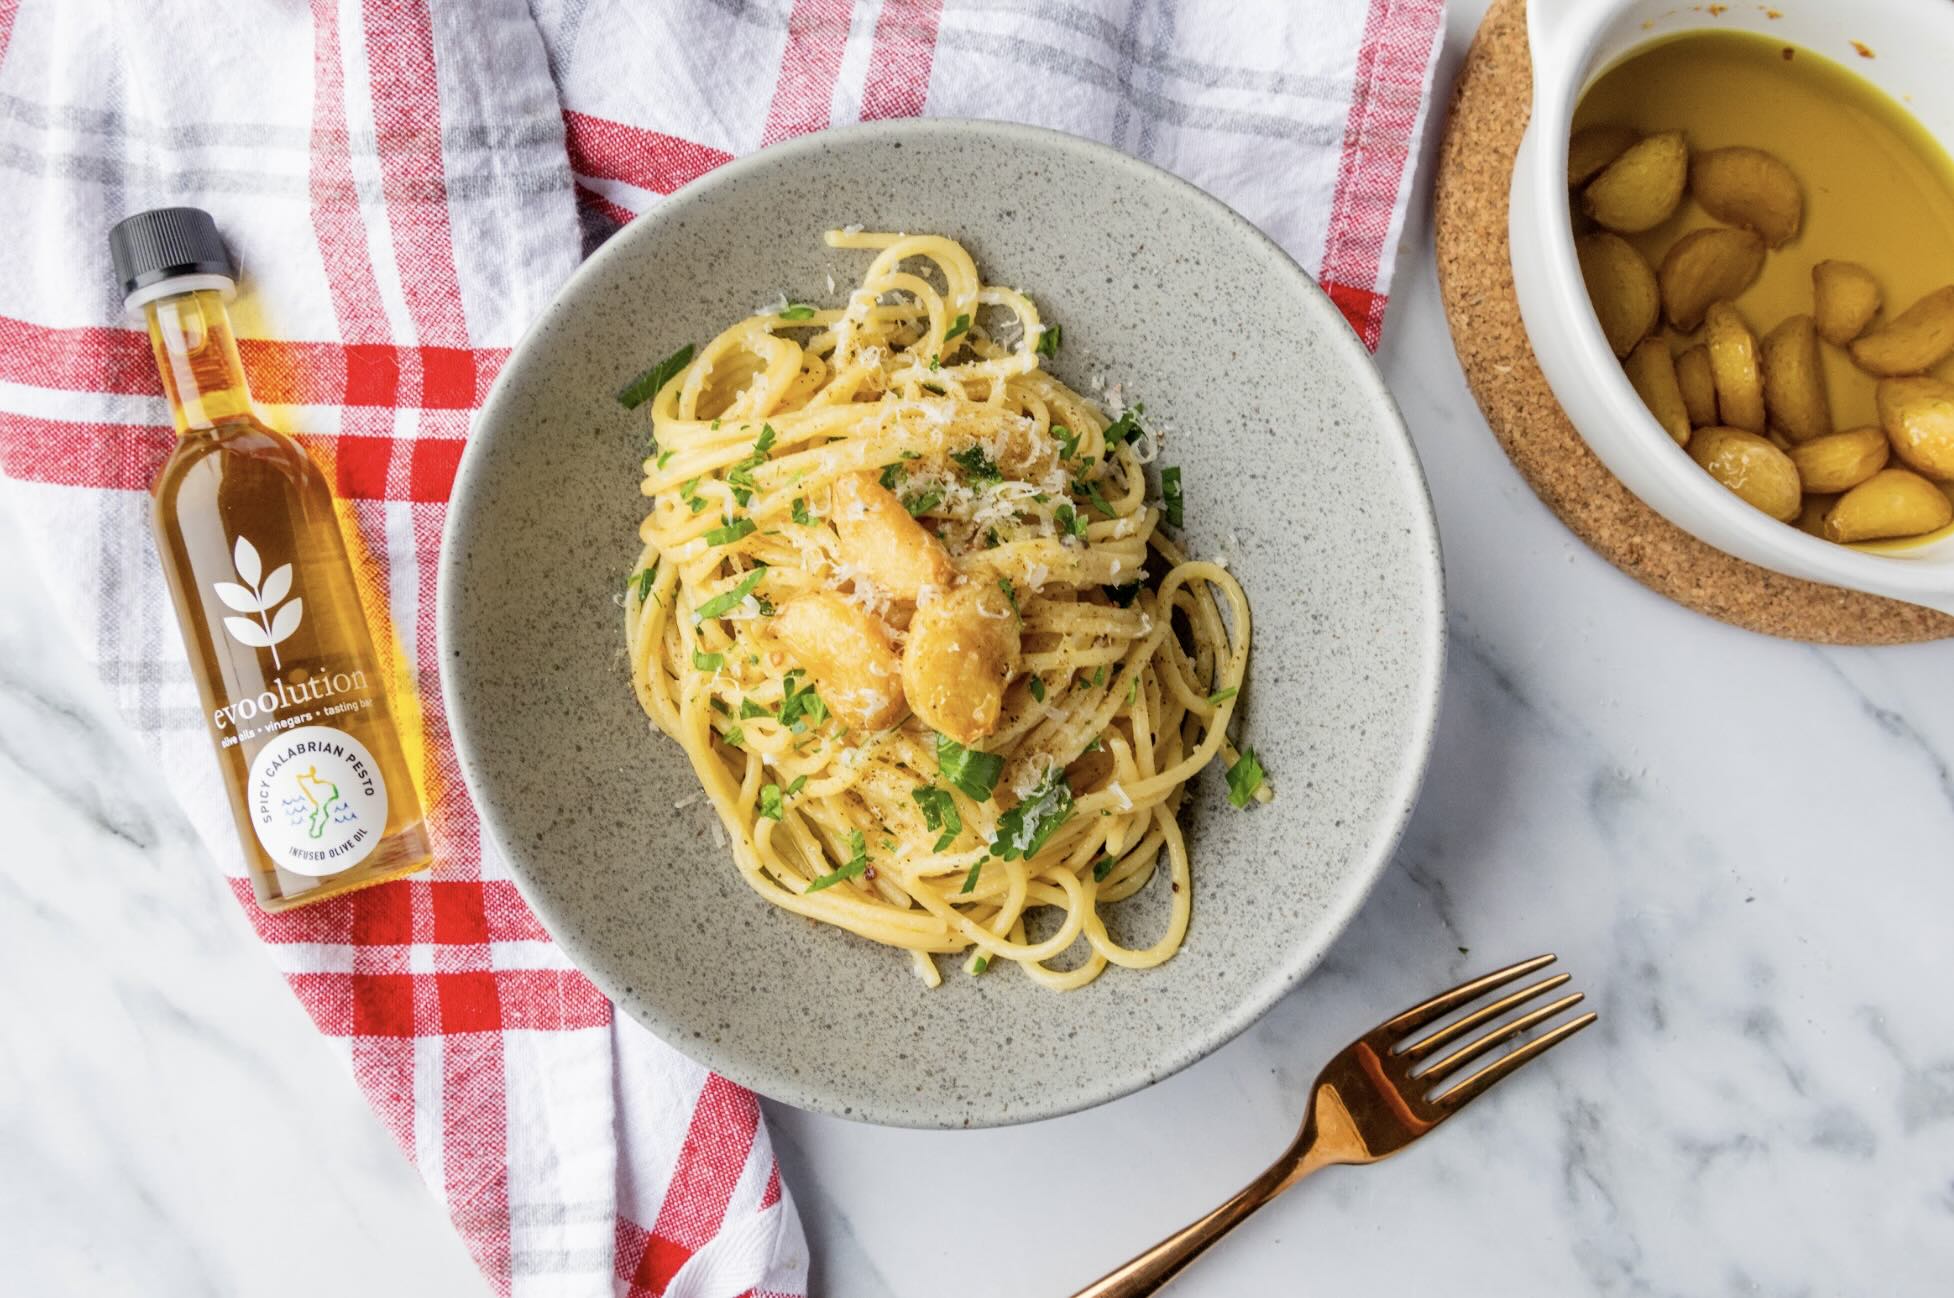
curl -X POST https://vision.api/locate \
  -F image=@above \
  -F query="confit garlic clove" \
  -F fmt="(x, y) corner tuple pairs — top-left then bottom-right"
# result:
(770, 590), (906, 730)
(1577, 232), (1660, 358)
(831, 471), (955, 601)
(1824, 468), (1954, 542)
(1689, 146), (1803, 248)
(1848, 285), (1954, 377)
(1582, 131), (1688, 233)
(901, 580), (1020, 746)
(1812, 259), (1883, 346)
(1688, 426), (1803, 522)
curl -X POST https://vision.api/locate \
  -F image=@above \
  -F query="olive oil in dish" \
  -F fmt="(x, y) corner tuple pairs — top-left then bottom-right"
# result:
(112, 207), (432, 910)
(1571, 30), (1954, 547)
(1576, 30), (1954, 430)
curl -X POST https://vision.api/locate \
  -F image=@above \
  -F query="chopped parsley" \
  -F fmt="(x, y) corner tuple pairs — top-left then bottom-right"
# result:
(1161, 466), (1184, 528)
(997, 576), (1018, 615)
(1103, 403), (1145, 448)
(616, 343), (694, 409)
(1208, 686), (1238, 706)
(693, 649), (724, 672)
(1092, 854), (1116, 881)
(936, 733), (1004, 802)
(631, 565), (658, 604)
(943, 312), (970, 344)
(739, 698), (770, 719)
(710, 697), (729, 714)
(911, 785), (963, 853)
(791, 497), (816, 525)
(903, 486), (942, 516)
(1055, 503), (1087, 539)
(722, 725), (745, 749)
(758, 784), (785, 819)
(921, 381), (947, 395)
(777, 673), (829, 730)
(778, 303), (817, 321)
(1226, 748), (1265, 809)
(1053, 424), (1081, 461)
(1075, 477), (1116, 518)
(951, 445), (1001, 485)
(805, 830), (869, 892)
(968, 952), (991, 975)
(705, 517), (755, 546)
(929, 354), (941, 372)
(879, 462), (906, 491)
(786, 775), (808, 796)
(1090, 664), (1107, 688)
(656, 449), (674, 470)
(987, 767), (1074, 862)
(693, 569), (765, 621)
(1028, 676), (1046, 703)
(1035, 322), (1062, 357)
(1104, 583), (1140, 608)
(726, 425), (776, 497)
(1126, 674), (1139, 705)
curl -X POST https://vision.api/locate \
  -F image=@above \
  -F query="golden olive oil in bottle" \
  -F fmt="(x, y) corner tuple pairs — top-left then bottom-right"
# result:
(111, 207), (432, 910)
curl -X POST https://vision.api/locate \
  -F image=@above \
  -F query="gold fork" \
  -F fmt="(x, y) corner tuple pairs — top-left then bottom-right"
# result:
(1069, 954), (1597, 1298)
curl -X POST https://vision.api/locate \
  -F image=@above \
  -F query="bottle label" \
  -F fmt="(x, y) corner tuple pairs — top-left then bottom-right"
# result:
(247, 725), (389, 876)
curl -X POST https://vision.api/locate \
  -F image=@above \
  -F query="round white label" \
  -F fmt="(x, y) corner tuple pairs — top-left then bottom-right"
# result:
(247, 725), (389, 877)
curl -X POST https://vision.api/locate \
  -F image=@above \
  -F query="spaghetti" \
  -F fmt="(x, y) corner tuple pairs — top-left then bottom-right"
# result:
(624, 231), (1264, 988)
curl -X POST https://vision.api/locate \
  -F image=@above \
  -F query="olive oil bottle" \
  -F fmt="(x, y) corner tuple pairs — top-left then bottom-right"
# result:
(111, 207), (432, 910)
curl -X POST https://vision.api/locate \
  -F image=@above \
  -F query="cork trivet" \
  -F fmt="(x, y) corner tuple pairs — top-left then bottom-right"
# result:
(1433, 0), (1954, 644)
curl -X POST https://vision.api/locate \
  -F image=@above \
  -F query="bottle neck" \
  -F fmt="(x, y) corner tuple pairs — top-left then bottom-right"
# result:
(144, 286), (255, 434)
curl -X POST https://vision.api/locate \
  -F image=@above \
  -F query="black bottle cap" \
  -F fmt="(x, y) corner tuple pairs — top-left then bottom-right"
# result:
(108, 206), (237, 297)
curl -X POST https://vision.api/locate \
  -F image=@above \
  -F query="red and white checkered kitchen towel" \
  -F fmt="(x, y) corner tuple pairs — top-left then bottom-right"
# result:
(0, 1), (1443, 1295)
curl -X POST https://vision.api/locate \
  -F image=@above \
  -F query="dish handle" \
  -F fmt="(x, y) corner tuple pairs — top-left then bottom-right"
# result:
(1525, 0), (1597, 98)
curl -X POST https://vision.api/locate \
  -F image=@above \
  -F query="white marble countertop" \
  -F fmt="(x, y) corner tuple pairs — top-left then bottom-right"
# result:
(6, 4), (1953, 1293)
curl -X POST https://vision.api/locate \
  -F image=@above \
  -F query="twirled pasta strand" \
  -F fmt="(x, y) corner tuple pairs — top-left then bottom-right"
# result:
(624, 232), (1259, 987)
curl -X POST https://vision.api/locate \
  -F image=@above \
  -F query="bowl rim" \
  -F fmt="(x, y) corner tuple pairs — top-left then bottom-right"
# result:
(1523, 7), (1954, 604)
(438, 116), (1448, 1126)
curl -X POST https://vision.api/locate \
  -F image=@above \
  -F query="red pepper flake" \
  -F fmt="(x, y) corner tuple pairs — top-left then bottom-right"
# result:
(1851, 39), (1875, 58)
(864, 866), (878, 881)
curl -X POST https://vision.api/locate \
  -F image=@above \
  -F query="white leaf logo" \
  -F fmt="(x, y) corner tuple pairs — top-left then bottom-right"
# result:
(234, 536), (262, 586)
(259, 564), (292, 607)
(214, 582), (260, 613)
(216, 535), (303, 669)
(224, 616), (274, 648)
(270, 599), (303, 643)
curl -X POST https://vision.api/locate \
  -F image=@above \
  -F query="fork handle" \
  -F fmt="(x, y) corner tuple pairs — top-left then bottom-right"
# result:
(1066, 1149), (1328, 1297)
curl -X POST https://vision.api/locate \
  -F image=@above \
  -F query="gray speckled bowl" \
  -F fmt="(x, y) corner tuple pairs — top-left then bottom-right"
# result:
(439, 120), (1443, 1128)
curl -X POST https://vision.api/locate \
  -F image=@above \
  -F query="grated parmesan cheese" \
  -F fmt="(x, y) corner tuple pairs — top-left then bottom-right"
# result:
(1013, 755), (1057, 800)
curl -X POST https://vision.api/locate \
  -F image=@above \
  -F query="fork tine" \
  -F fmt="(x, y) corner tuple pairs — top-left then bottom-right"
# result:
(1398, 973), (1572, 1059)
(1432, 1010), (1598, 1108)
(1381, 953), (1558, 1036)
(1416, 992), (1586, 1083)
